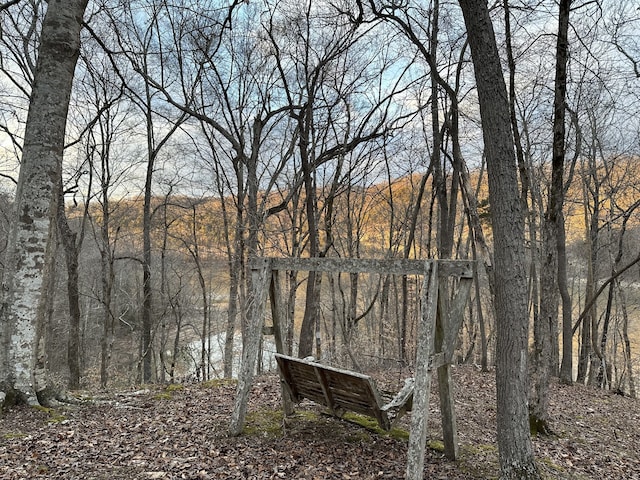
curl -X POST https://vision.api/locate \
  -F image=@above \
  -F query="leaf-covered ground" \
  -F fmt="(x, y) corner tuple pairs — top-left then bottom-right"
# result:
(1, 366), (638, 479)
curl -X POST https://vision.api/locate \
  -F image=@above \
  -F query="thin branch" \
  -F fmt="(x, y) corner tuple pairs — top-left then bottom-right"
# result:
(0, 0), (22, 12)
(572, 251), (640, 334)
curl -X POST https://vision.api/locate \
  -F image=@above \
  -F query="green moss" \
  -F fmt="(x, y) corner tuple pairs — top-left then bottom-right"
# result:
(243, 409), (284, 437)
(201, 378), (237, 389)
(461, 443), (498, 454)
(389, 428), (410, 441)
(32, 405), (66, 423)
(3, 432), (28, 440)
(154, 383), (187, 400)
(342, 411), (378, 429)
(456, 444), (500, 479)
(341, 412), (409, 440)
(296, 410), (320, 421)
(428, 439), (445, 452)
(165, 384), (184, 392)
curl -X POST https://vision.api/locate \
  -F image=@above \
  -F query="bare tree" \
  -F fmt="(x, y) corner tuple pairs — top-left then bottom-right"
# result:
(0, 0), (43, 175)
(0, 0), (22, 12)
(55, 172), (90, 389)
(263, 0), (415, 358)
(530, 0), (573, 434)
(102, 0), (190, 382)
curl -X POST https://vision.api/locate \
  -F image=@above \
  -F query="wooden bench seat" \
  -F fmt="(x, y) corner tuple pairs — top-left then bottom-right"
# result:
(275, 353), (414, 431)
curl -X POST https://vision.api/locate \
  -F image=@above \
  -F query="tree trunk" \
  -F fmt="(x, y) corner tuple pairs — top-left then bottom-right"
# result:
(597, 281), (614, 388)
(531, 0), (571, 433)
(531, 220), (557, 434)
(56, 178), (83, 390)
(141, 82), (155, 384)
(0, 0), (88, 406)
(618, 282), (636, 398)
(224, 255), (241, 378)
(213, 150), (244, 379)
(578, 176), (600, 384)
(297, 111), (321, 359)
(558, 214), (573, 384)
(471, 239), (489, 371)
(550, 0), (571, 384)
(99, 206), (115, 390)
(457, 1), (540, 477)
(188, 205), (210, 381)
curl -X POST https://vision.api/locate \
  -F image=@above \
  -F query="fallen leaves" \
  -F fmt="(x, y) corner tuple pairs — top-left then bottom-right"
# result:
(0, 367), (638, 479)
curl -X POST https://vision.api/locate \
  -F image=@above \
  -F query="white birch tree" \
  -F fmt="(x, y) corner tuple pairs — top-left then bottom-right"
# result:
(0, 0), (88, 406)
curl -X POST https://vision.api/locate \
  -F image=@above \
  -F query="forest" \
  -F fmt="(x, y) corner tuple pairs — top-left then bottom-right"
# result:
(0, 0), (639, 479)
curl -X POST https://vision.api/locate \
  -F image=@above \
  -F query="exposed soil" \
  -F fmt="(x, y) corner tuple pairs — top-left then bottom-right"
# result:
(1, 366), (638, 479)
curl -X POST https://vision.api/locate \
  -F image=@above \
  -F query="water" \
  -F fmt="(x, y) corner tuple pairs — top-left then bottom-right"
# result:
(185, 333), (277, 379)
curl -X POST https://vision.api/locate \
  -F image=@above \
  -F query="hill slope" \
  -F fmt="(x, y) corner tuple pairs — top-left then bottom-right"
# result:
(0, 366), (638, 479)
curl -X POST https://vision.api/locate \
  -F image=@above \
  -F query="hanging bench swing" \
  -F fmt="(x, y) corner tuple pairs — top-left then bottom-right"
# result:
(230, 257), (474, 480)
(275, 353), (415, 431)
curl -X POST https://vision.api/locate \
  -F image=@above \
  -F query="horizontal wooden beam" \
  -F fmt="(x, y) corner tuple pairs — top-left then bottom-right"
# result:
(250, 257), (473, 277)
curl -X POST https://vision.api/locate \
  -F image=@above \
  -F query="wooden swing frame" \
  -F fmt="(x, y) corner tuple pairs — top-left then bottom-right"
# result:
(229, 257), (473, 480)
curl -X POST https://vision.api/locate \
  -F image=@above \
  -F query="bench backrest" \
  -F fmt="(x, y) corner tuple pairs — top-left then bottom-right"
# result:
(275, 353), (391, 430)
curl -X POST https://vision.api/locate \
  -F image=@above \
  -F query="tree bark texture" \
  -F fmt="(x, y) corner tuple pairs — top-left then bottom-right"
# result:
(406, 263), (438, 480)
(457, 1), (540, 478)
(0, 0), (88, 405)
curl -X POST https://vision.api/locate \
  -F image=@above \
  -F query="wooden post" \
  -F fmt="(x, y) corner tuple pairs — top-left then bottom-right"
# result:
(406, 262), (439, 480)
(270, 269), (294, 415)
(229, 257), (271, 436)
(436, 275), (473, 460)
(436, 280), (458, 461)
(442, 276), (474, 361)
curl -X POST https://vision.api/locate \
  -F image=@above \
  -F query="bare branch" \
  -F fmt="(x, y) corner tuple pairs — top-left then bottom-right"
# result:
(0, 0), (22, 12)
